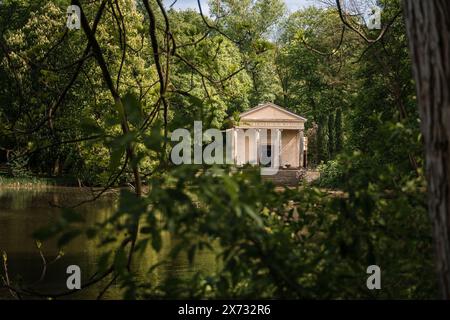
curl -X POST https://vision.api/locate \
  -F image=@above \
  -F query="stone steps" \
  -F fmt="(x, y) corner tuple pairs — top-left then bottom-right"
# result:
(262, 169), (306, 186)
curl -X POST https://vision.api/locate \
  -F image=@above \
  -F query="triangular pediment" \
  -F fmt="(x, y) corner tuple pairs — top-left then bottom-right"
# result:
(240, 103), (307, 122)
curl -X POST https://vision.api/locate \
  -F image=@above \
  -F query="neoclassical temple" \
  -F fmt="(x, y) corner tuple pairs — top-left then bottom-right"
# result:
(228, 103), (308, 170)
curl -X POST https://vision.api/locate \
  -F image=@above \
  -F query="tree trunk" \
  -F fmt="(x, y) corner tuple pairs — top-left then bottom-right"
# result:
(327, 112), (335, 158)
(334, 108), (343, 153)
(404, 0), (450, 298)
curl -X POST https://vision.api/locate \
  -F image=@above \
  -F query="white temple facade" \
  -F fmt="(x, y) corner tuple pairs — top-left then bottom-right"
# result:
(228, 103), (308, 169)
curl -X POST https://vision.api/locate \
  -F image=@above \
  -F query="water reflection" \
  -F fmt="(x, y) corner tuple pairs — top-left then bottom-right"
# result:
(0, 187), (217, 299)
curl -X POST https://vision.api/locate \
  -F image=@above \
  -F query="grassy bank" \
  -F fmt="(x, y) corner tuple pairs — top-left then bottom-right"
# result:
(0, 175), (83, 188)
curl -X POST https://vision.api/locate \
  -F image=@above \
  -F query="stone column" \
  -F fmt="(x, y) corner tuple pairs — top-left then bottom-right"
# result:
(303, 136), (308, 168)
(299, 129), (304, 168)
(277, 129), (282, 167)
(256, 129), (261, 165)
(233, 128), (238, 164)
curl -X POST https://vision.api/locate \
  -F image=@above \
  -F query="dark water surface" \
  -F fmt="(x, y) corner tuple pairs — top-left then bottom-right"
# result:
(0, 187), (217, 299)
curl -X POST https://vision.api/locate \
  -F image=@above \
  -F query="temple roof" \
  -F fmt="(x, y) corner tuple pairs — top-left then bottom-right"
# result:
(239, 103), (307, 122)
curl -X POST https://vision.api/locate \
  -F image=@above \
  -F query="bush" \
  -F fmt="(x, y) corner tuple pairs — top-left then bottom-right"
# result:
(32, 165), (437, 299)
(317, 159), (344, 188)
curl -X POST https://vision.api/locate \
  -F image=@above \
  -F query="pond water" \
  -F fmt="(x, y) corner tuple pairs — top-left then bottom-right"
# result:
(0, 187), (217, 299)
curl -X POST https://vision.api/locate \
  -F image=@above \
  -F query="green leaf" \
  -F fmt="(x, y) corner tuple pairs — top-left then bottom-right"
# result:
(79, 117), (104, 135)
(58, 229), (81, 247)
(134, 238), (150, 255)
(109, 145), (125, 171)
(188, 95), (204, 109)
(108, 132), (136, 171)
(142, 120), (165, 152)
(122, 92), (143, 128)
(151, 229), (162, 252)
(114, 247), (128, 272)
(243, 204), (263, 228)
(97, 251), (112, 274)
(118, 189), (147, 217)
